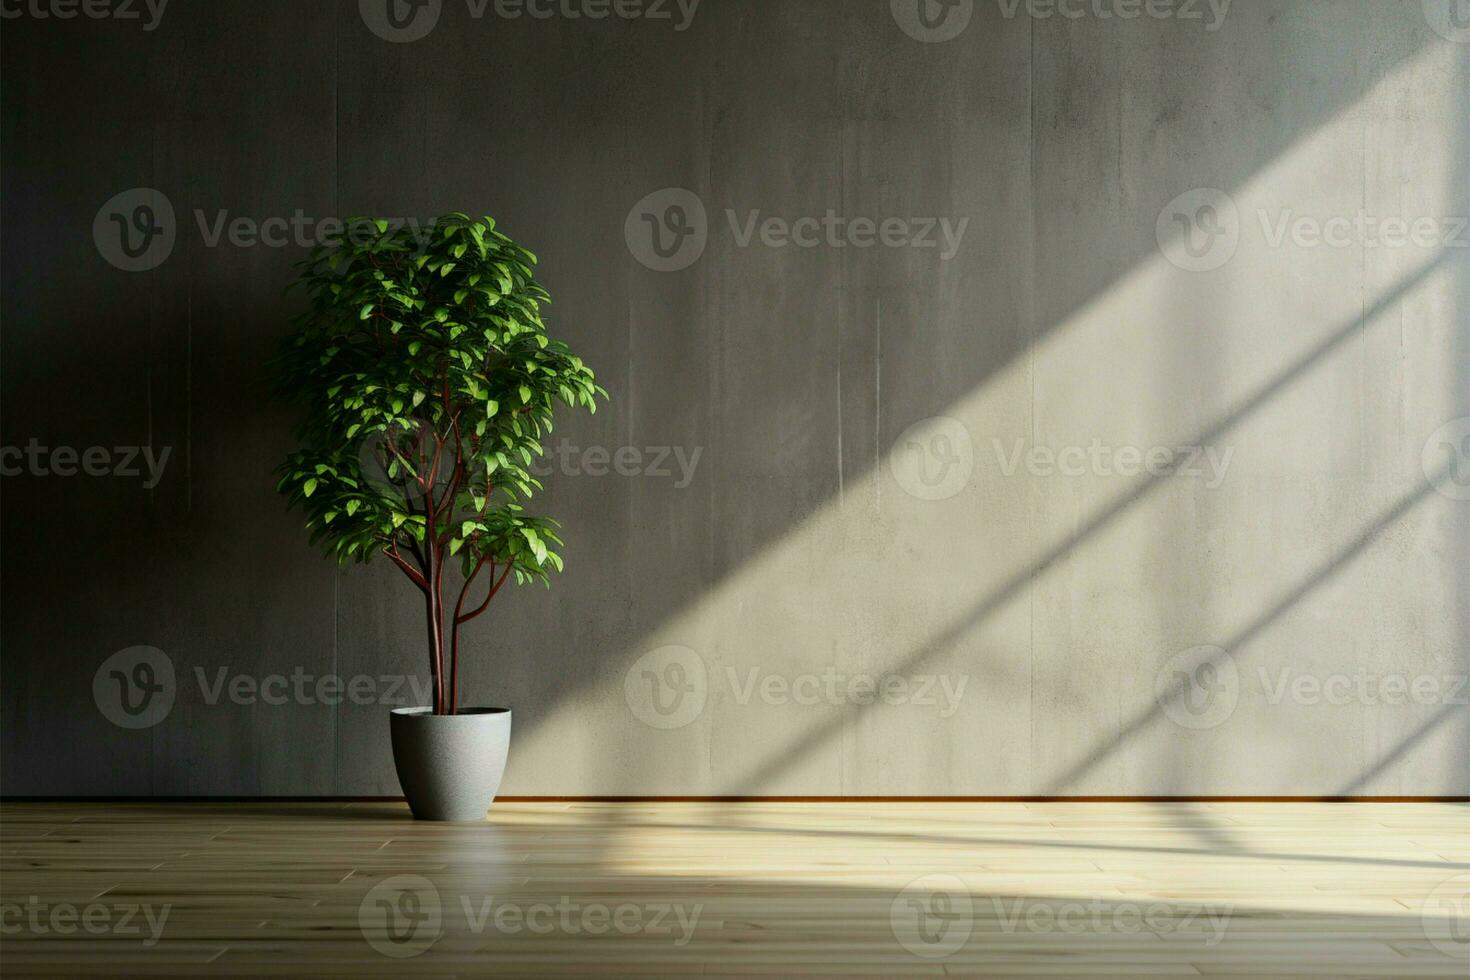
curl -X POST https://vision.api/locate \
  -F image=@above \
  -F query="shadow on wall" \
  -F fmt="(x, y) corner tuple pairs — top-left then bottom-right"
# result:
(0, 0), (1465, 797)
(501, 4), (1468, 797)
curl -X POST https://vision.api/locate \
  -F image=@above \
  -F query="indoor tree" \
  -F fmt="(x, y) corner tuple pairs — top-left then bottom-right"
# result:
(274, 214), (606, 715)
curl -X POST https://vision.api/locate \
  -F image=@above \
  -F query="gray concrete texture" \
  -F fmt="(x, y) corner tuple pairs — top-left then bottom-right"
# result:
(1, 0), (1466, 796)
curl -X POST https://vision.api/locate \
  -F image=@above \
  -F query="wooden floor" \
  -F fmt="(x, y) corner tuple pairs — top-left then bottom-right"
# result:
(0, 801), (1465, 977)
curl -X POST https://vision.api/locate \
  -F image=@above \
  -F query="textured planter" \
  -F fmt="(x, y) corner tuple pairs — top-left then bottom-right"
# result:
(389, 707), (511, 821)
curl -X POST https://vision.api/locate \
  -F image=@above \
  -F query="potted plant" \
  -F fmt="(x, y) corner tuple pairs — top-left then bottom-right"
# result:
(274, 213), (606, 820)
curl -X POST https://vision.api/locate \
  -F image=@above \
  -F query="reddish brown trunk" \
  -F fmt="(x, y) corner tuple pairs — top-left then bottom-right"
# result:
(424, 588), (444, 714)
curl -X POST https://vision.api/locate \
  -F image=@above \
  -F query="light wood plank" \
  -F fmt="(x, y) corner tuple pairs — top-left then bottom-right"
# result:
(0, 802), (1464, 976)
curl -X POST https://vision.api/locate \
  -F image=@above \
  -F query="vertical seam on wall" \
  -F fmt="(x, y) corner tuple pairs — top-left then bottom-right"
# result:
(875, 299), (881, 517)
(1027, 11), (1037, 792)
(148, 39), (158, 795)
(332, 3), (341, 795)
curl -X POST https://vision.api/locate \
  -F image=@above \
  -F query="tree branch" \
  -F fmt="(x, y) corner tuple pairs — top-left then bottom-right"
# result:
(433, 407), (468, 530)
(383, 542), (430, 592)
(457, 558), (514, 625)
(453, 555), (489, 624)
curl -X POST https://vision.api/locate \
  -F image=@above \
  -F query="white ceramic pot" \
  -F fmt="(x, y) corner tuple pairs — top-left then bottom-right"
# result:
(389, 707), (511, 821)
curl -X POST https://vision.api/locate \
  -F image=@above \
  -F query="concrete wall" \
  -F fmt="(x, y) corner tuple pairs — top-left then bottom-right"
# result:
(2, 0), (1466, 796)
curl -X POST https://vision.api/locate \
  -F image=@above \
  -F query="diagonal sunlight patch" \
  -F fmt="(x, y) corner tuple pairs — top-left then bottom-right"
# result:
(521, 39), (1467, 797)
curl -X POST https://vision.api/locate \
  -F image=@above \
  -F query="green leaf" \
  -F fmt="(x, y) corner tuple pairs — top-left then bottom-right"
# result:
(272, 213), (606, 581)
